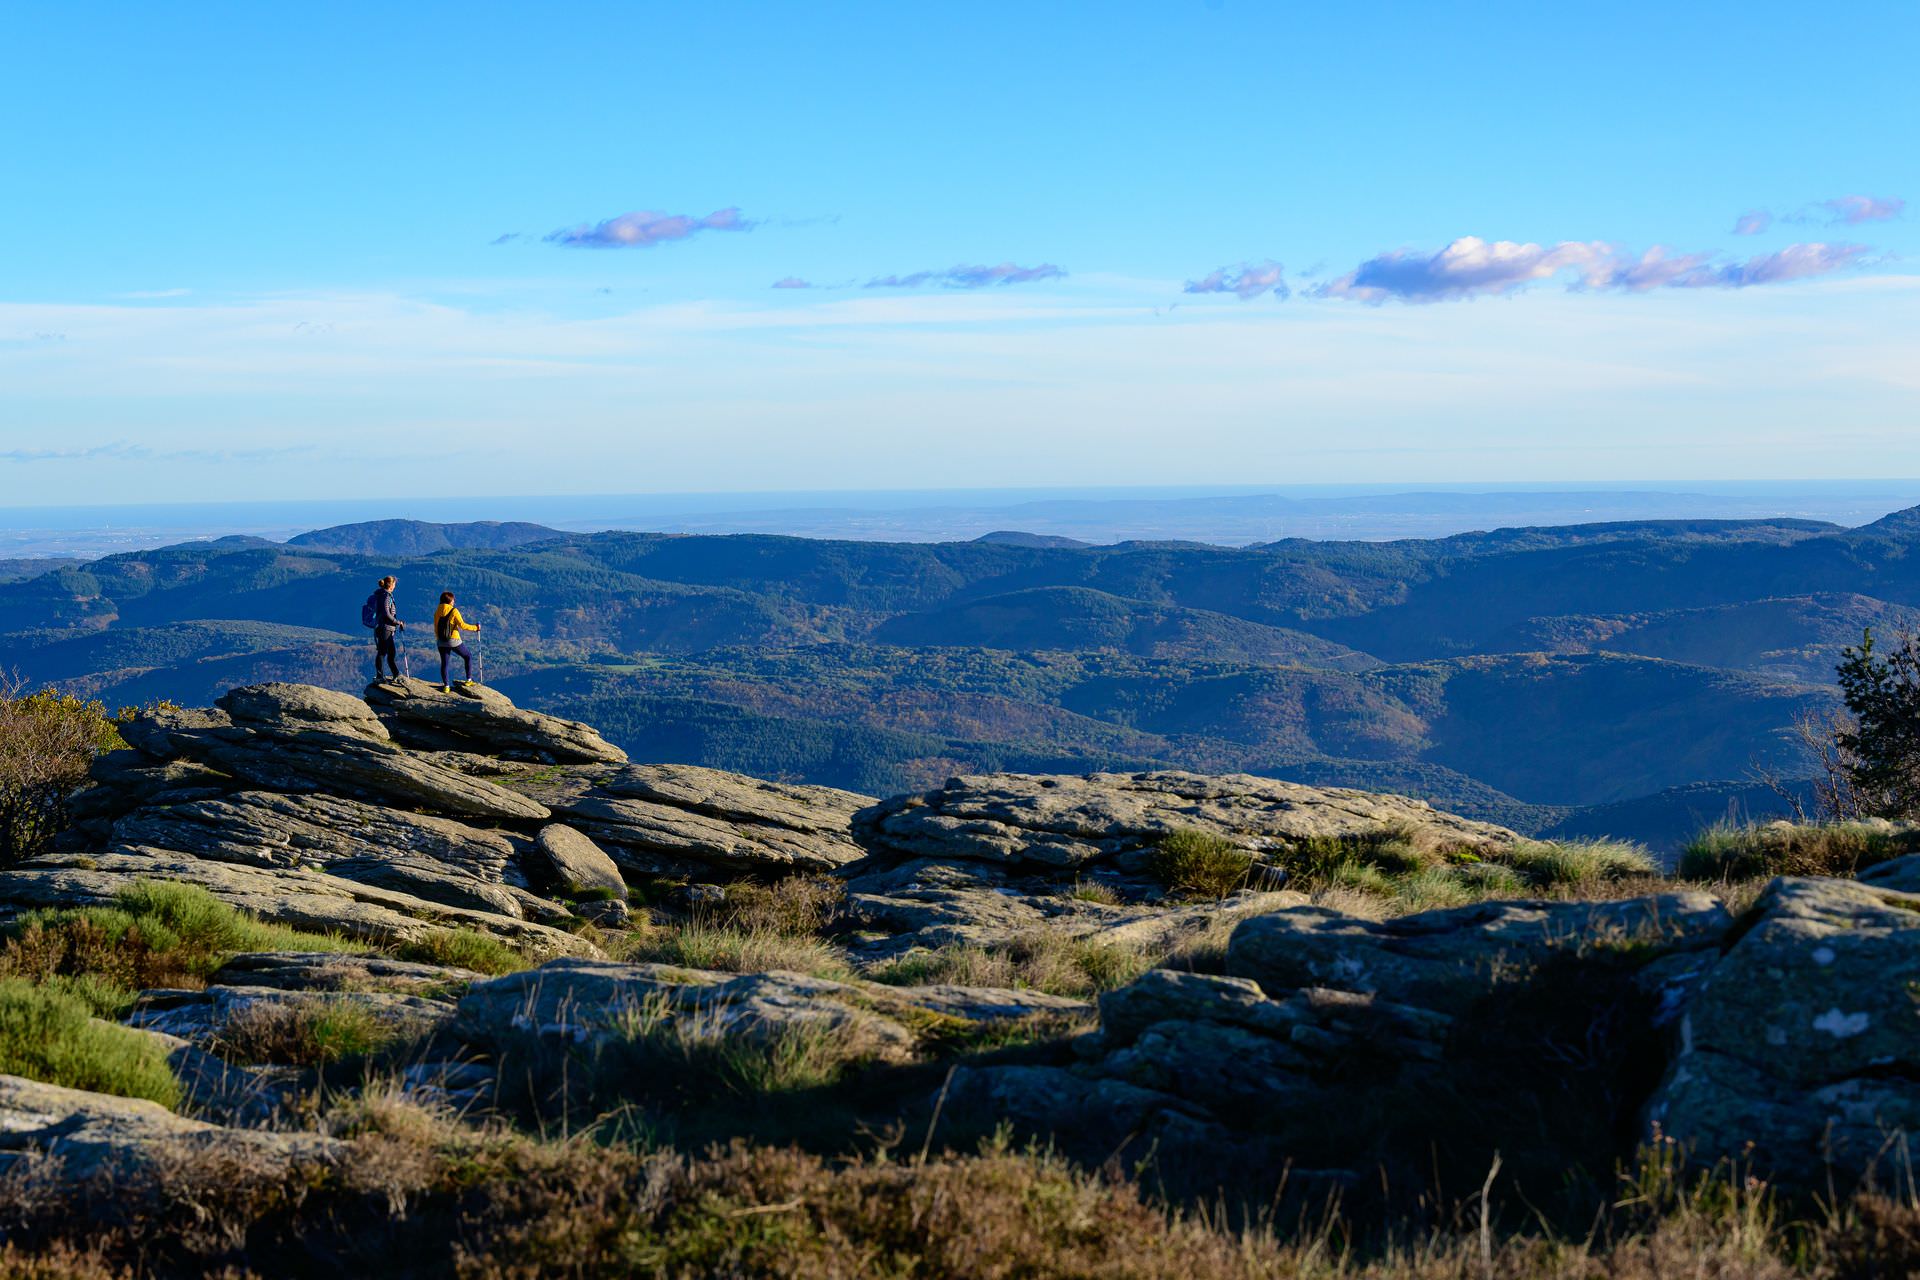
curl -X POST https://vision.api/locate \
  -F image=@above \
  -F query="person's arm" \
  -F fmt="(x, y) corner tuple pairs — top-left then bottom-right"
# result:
(384, 594), (404, 629)
(457, 608), (479, 633)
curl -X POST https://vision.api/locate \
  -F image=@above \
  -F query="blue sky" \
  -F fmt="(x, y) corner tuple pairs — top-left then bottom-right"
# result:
(2, 1), (1916, 505)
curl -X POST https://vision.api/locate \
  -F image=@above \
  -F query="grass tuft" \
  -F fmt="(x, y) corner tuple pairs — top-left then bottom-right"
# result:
(393, 928), (529, 976)
(1678, 820), (1920, 882)
(1151, 829), (1253, 900)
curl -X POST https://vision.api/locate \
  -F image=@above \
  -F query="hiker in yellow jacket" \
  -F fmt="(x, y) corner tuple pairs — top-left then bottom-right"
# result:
(433, 592), (482, 691)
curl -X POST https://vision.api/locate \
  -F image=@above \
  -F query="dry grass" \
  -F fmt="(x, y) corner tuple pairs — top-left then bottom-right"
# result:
(0, 1097), (1916, 1278)
(607, 875), (856, 979)
(393, 928), (529, 976)
(1677, 820), (1920, 882)
(212, 997), (422, 1069)
(1152, 829), (1255, 899)
(0, 881), (366, 1011)
(609, 920), (855, 979)
(867, 930), (1149, 997)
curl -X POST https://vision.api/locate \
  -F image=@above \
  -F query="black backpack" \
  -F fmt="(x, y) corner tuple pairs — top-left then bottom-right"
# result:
(361, 592), (383, 629)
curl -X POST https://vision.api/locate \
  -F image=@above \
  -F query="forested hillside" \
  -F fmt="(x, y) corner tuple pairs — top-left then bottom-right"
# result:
(5, 511), (1915, 847)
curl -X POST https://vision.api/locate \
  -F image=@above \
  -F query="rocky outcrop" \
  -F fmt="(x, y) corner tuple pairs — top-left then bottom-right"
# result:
(0, 851), (599, 958)
(0, 1074), (339, 1182)
(364, 678), (626, 764)
(1646, 876), (1920, 1184)
(1227, 893), (1732, 1015)
(208, 951), (486, 996)
(116, 700), (549, 822)
(529, 764), (871, 874)
(855, 770), (1521, 871)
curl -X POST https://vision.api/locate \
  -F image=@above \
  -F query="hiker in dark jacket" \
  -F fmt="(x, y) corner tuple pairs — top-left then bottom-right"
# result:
(367, 576), (405, 681)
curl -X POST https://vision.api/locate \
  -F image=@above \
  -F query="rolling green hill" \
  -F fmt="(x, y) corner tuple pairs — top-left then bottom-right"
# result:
(2, 509), (1912, 847)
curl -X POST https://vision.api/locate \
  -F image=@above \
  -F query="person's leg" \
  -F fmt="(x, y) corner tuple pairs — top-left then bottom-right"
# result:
(439, 646), (452, 686)
(456, 642), (473, 681)
(377, 630), (398, 678)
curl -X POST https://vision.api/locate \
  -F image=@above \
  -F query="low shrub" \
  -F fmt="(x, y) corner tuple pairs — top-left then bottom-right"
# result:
(393, 928), (528, 976)
(0, 881), (364, 996)
(868, 931), (1148, 997)
(0, 977), (179, 1108)
(1151, 829), (1253, 899)
(706, 876), (845, 936)
(1678, 820), (1920, 881)
(213, 998), (413, 1068)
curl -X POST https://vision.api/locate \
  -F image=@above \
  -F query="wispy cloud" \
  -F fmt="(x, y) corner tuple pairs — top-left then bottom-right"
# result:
(864, 262), (1066, 289)
(1732, 210), (1772, 236)
(490, 232), (525, 245)
(771, 277), (813, 289)
(545, 207), (752, 249)
(1184, 260), (1289, 300)
(0, 441), (149, 462)
(1821, 194), (1905, 225)
(1316, 235), (1874, 303)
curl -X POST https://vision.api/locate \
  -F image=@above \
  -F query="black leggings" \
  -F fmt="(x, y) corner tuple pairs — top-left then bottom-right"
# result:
(375, 628), (400, 678)
(439, 642), (472, 683)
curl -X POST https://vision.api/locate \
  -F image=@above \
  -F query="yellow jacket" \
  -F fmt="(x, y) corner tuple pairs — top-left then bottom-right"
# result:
(434, 603), (478, 646)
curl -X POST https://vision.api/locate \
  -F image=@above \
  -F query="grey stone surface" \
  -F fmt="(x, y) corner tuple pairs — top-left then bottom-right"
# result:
(1646, 876), (1920, 1184)
(855, 770), (1522, 869)
(219, 682), (390, 742)
(364, 677), (627, 764)
(1226, 892), (1731, 1013)
(118, 687), (550, 822)
(0, 850), (599, 958)
(0, 1074), (339, 1182)
(209, 951), (486, 996)
(538, 764), (871, 874)
(530, 824), (627, 898)
(109, 790), (522, 882)
(128, 985), (452, 1050)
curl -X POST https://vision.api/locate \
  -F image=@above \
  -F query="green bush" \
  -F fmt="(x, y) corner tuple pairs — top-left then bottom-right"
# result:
(0, 977), (179, 1108)
(394, 928), (529, 976)
(0, 881), (364, 996)
(1151, 829), (1253, 899)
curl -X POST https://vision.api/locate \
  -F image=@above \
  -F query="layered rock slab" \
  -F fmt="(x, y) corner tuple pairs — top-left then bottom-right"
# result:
(0, 851), (599, 958)
(0, 1074), (339, 1182)
(527, 764), (871, 874)
(364, 677), (626, 764)
(855, 770), (1522, 870)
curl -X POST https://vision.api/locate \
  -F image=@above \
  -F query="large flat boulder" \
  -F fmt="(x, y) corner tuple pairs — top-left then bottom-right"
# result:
(218, 682), (390, 742)
(0, 850), (599, 959)
(454, 959), (1089, 1060)
(0, 1074), (339, 1182)
(1646, 876), (1920, 1185)
(534, 764), (871, 874)
(855, 770), (1522, 869)
(1227, 893), (1731, 1014)
(364, 677), (626, 764)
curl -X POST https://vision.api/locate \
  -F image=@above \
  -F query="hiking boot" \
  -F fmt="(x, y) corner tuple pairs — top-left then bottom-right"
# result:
(438, 683), (451, 693)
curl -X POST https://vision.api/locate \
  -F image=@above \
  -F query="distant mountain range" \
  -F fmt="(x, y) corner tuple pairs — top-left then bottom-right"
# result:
(5, 510), (1917, 850)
